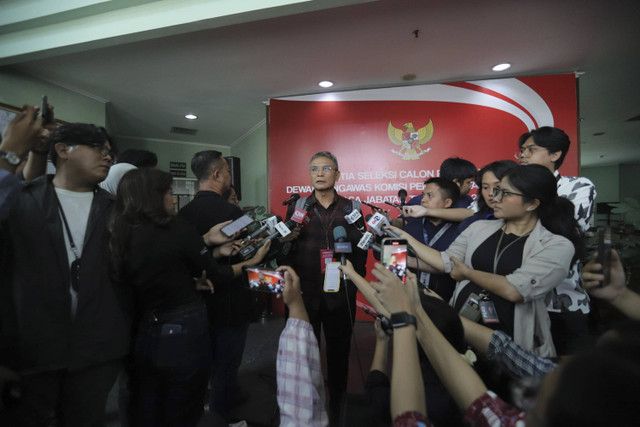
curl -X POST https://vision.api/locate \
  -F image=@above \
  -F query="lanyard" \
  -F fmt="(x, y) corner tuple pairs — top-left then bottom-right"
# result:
(53, 190), (83, 292)
(314, 204), (338, 249)
(53, 190), (80, 262)
(492, 226), (531, 274)
(422, 219), (452, 247)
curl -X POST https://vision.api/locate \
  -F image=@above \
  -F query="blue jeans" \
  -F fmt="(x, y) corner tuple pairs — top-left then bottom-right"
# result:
(133, 301), (212, 427)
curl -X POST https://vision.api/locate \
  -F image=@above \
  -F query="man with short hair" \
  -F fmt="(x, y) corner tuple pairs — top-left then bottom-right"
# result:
(178, 150), (258, 418)
(402, 157), (477, 225)
(285, 151), (367, 421)
(0, 123), (131, 426)
(408, 177), (461, 301)
(518, 126), (596, 354)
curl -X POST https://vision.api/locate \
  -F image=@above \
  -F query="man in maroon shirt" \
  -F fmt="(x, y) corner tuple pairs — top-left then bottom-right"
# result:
(285, 151), (367, 422)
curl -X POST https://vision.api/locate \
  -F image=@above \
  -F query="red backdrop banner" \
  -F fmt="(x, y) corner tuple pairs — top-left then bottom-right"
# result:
(268, 74), (578, 319)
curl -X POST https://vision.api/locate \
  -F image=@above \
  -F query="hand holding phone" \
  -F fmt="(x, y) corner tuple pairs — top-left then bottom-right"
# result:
(221, 215), (254, 237)
(41, 95), (52, 125)
(242, 266), (285, 293)
(597, 227), (612, 287)
(381, 238), (408, 283)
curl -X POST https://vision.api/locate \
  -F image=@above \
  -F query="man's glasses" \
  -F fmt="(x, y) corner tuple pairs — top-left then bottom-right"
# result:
(309, 166), (334, 175)
(518, 145), (541, 157)
(491, 187), (525, 202)
(68, 143), (115, 159)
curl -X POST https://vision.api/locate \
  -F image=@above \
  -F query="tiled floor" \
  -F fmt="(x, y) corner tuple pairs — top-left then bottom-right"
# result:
(106, 316), (378, 426)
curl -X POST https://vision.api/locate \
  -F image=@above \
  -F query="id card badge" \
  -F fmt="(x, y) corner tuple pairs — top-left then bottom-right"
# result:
(323, 262), (341, 293)
(320, 249), (334, 274)
(419, 272), (430, 288)
(479, 299), (500, 324)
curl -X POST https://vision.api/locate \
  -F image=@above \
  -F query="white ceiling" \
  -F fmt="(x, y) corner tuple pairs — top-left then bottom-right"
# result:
(2, 0), (639, 167)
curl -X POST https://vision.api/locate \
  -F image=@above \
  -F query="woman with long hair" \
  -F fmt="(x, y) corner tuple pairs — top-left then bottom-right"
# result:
(388, 164), (584, 356)
(109, 168), (223, 426)
(456, 160), (517, 236)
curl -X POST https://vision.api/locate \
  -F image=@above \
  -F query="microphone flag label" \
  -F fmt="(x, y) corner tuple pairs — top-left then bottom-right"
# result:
(291, 208), (308, 224)
(334, 242), (353, 253)
(345, 209), (362, 224)
(357, 231), (375, 250)
(275, 221), (292, 237)
(367, 212), (391, 236)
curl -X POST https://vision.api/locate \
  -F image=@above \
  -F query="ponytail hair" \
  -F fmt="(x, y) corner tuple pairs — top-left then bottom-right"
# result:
(505, 165), (585, 263)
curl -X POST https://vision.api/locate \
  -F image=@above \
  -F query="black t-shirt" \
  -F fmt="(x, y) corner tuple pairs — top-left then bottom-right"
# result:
(454, 229), (528, 337)
(179, 190), (251, 326)
(179, 190), (243, 235)
(125, 220), (216, 314)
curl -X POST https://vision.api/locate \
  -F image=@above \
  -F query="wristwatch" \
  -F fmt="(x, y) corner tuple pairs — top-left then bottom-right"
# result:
(390, 311), (417, 329)
(0, 150), (21, 166)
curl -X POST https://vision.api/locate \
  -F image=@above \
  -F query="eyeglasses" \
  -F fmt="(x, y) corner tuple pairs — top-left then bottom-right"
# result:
(491, 187), (524, 202)
(89, 144), (114, 158)
(309, 166), (334, 175)
(68, 143), (114, 158)
(518, 145), (541, 157)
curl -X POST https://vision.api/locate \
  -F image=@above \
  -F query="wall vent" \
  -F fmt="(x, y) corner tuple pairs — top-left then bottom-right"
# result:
(170, 126), (198, 135)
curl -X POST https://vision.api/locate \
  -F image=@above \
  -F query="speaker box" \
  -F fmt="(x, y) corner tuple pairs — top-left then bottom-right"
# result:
(224, 156), (242, 201)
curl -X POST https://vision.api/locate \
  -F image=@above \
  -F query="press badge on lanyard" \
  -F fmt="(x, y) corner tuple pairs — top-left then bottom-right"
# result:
(320, 249), (334, 273)
(479, 295), (500, 324)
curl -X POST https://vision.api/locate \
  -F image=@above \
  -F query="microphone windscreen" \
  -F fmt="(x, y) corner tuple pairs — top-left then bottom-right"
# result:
(365, 213), (373, 221)
(343, 205), (353, 214)
(333, 225), (347, 241)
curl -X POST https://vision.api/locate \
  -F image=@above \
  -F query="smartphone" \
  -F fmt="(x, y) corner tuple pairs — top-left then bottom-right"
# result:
(597, 226), (612, 287)
(242, 266), (285, 293)
(41, 95), (52, 124)
(221, 215), (254, 237)
(459, 292), (481, 322)
(381, 238), (408, 282)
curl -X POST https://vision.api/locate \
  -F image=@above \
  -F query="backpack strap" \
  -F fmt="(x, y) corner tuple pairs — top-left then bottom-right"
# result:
(294, 196), (309, 211)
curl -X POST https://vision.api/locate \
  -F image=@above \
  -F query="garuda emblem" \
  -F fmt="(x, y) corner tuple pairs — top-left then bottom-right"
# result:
(387, 120), (434, 160)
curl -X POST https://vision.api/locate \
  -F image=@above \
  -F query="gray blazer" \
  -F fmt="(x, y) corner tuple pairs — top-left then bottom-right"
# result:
(442, 219), (574, 357)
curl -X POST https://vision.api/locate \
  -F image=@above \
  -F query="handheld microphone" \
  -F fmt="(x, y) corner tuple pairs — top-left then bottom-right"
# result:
(241, 223), (269, 245)
(239, 224), (288, 260)
(366, 211), (401, 238)
(343, 205), (367, 233)
(385, 201), (401, 209)
(361, 201), (384, 211)
(398, 189), (408, 206)
(282, 193), (300, 206)
(333, 226), (352, 280)
(290, 198), (314, 226)
(240, 199), (314, 260)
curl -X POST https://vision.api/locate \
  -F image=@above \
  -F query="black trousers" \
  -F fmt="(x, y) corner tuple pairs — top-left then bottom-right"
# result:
(4, 359), (121, 427)
(304, 290), (356, 414)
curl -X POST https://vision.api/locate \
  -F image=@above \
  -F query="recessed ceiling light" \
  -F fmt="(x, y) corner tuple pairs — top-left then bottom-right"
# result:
(185, 114), (197, 120)
(318, 80), (334, 88)
(492, 63), (511, 72)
